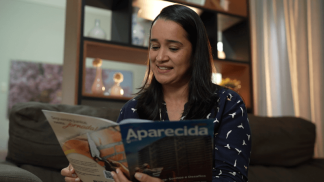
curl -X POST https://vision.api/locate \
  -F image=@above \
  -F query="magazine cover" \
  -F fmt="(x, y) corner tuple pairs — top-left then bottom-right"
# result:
(119, 120), (214, 182)
(43, 110), (214, 182)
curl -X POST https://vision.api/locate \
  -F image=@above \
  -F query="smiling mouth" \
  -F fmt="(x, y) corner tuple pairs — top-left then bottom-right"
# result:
(157, 65), (173, 70)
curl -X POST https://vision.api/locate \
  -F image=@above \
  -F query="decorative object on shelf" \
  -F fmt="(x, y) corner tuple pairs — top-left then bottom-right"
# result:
(220, 0), (230, 11)
(107, 72), (124, 96)
(85, 66), (133, 97)
(132, 7), (145, 46)
(217, 31), (226, 59)
(185, 0), (206, 6)
(219, 78), (241, 92)
(91, 58), (105, 95)
(88, 19), (106, 40)
(212, 73), (222, 84)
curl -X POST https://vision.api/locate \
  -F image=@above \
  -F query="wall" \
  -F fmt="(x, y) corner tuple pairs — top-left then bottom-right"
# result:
(0, 0), (66, 154)
(0, 0), (147, 157)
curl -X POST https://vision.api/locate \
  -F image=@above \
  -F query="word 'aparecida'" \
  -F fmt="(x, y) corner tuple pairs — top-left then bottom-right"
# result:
(126, 125), (208, 141)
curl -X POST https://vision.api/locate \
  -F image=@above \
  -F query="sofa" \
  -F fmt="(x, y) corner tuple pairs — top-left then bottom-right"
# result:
(0, 102), (323, 182)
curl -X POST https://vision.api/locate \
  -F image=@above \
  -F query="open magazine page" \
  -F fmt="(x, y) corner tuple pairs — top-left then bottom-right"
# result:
(43, 110), (129, 182)
(120, 119), (214, 182)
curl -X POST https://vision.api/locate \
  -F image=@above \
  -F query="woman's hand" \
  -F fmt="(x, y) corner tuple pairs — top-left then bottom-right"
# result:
(61, 163), (81, 182)
(112, 168), (163, 182)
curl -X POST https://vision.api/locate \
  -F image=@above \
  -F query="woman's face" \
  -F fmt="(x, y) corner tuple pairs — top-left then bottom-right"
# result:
(149, 19), (192, 87)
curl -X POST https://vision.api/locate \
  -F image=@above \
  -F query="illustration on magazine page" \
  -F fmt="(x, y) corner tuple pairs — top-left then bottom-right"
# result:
(43, 110), (129, 182)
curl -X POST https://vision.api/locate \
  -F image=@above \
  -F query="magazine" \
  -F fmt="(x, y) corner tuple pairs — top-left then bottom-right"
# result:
(43, 110), (214, 182)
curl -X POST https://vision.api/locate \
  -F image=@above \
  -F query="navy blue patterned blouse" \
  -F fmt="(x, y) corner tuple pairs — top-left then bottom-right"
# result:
(117, 87), (251, 181)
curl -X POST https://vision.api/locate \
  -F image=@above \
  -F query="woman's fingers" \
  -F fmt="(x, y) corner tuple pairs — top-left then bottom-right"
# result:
(111, 168), (132, 182)
(111, 171), (120, 182)
(61, 164), (81, 181)
(61, 166), (70, 177)
(69, 163), (73, 171)
(116, 168), (131, 182)
(135, 172), (163, 182)
(61, 164), (76, 177)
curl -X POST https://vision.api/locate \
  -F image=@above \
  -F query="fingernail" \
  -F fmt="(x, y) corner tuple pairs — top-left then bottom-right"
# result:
(135, 173), (142, 180)
(75, 178), (80, 182)
(70, 167), (73, 172)
(111, 172), (114, 177)
(72, 174), (76, 177)
(116, 168), (119, 174)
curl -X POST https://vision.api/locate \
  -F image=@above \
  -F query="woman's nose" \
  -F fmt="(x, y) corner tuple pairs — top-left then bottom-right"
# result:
(156, 48), (169, 62)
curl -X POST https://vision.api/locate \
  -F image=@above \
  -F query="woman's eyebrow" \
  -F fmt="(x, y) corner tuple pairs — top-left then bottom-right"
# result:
(166, 39), (183, 45)
(150, 39), (183, 45)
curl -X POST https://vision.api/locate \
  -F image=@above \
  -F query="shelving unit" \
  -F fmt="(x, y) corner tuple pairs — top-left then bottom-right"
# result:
(61, 0), (253, 113)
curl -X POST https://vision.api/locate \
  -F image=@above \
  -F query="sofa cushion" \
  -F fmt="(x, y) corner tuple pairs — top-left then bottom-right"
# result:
(7, 102), (120, 170)
(0, 161), (42, 182)
(248, 114), (316, 167)
(248, 159), (324, 182)
(21, 164), (64, 182)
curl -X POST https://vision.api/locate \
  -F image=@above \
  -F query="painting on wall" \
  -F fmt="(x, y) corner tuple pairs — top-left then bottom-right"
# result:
(8, 60), (63, 112)
(84, 68), (133, 97)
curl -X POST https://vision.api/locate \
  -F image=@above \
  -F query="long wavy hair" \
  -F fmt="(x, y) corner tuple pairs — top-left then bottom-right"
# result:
(136, 4), (219, 120)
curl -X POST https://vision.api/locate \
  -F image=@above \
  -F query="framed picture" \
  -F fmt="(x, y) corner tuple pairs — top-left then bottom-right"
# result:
(8, 60), (63, 111)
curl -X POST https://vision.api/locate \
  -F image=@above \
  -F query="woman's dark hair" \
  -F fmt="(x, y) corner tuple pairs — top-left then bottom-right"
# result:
(136, 4), (219, 120)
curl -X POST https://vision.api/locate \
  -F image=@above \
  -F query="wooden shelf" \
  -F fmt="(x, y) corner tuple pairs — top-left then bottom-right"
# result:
(214, 60), (251, 109)
(84, 40), (148, 65)
(214, 58), (250, 64)
(82, 93), (132, 101)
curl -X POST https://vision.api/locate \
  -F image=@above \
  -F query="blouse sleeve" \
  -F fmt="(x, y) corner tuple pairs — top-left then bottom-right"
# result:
(212, 90), (251, 181)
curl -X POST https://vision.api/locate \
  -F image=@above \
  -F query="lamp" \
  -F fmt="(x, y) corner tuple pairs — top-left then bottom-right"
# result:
(134, 0), (202, 21)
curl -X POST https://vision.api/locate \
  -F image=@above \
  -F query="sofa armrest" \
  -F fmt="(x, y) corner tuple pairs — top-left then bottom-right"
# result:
(0, 161), (42, 182)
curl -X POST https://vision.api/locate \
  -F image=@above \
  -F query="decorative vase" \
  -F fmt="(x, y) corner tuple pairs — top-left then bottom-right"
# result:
(88, 19), (106, 40)
(109, 72), (124, 96)
(91, 58), (105, 95)
(132, 7), (145, 46)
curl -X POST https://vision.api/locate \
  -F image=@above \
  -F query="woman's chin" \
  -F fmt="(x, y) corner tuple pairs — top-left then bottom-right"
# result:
(156, 80), (171, 85)
(155, 77), (172, 85)
(155, 77), (189, 87)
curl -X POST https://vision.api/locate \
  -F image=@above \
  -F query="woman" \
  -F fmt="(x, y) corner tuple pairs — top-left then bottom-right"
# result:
(62, 4), (251, 182)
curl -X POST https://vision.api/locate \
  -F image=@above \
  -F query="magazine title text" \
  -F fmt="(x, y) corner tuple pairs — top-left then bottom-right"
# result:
(126, 125), (208, 141)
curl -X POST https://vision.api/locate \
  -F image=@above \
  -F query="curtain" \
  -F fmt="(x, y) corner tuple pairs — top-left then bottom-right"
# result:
(250, 0), (324, 157)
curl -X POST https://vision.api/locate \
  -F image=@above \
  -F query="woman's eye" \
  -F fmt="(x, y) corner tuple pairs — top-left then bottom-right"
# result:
(170, 48), (179, 51)
(151, 46), (159, 50)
